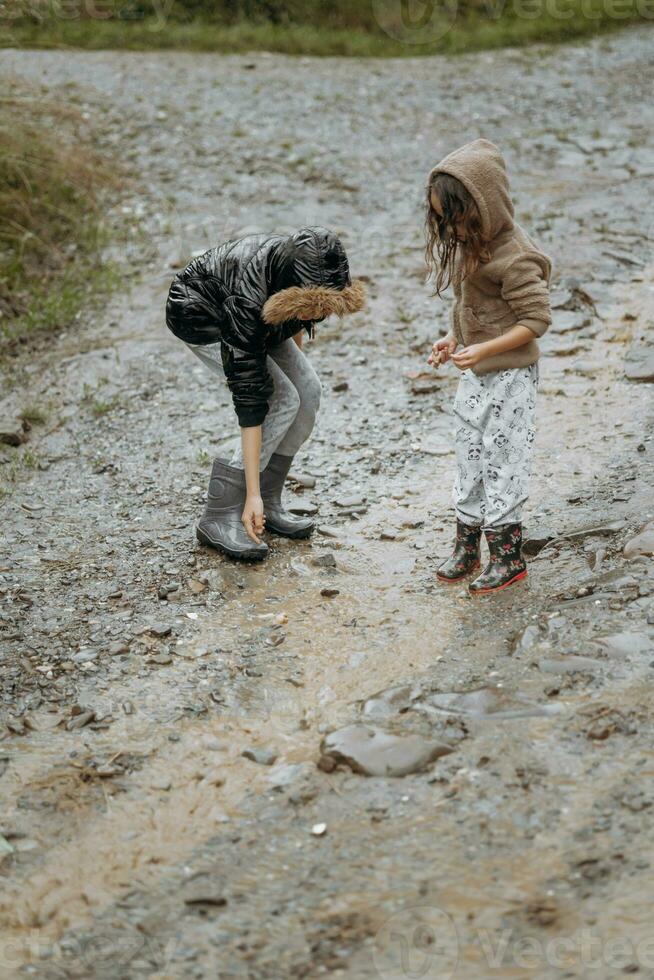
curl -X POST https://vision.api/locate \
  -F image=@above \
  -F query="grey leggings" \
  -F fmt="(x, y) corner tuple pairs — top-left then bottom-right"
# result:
(186, 338), (322, 470)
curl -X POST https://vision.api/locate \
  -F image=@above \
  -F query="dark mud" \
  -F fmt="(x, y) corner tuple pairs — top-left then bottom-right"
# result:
(1, 28), (654, 979)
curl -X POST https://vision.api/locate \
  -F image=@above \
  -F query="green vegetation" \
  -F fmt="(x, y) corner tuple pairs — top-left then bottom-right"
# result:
(90, 394), (122, 417)
(19, 402), (49, 424)
(0, 81), (120, 357)
(0, 0), (648, 56)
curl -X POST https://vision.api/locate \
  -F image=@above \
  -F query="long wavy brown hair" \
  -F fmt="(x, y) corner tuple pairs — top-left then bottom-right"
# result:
(424, 172), (486, 296)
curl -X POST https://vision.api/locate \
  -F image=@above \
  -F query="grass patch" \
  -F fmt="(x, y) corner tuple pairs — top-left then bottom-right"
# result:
(0, 80), (122, 359)
(90, 394), (122, 417)
(19, 401), (49, 424)
(0, 3), (649, 56)
(0, 443), (42, 500)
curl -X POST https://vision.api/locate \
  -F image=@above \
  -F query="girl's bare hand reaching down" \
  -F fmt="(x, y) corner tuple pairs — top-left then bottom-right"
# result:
(428, 332), (457, 368)
(242, 494), (265, 544)
(451, 343), (487, 370)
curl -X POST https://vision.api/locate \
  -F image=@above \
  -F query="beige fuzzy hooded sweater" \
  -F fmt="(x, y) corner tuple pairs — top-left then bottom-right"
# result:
(430, 139), (552, 375)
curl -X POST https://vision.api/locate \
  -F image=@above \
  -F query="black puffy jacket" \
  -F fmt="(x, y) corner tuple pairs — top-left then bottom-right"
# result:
(166, 227), (365, 428)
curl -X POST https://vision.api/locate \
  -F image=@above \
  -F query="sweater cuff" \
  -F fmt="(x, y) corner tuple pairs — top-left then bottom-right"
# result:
(521, 317), (550, 338)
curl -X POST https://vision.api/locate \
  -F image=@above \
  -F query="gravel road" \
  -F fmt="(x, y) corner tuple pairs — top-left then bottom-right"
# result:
(1, 27), (654, 979)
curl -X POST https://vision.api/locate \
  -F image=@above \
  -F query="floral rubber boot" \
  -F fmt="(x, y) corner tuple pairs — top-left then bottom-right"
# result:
(469, 523), (527, 595)
(437, 521), (482, 583)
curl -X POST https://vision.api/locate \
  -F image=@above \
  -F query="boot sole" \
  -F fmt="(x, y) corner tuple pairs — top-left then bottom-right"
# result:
(437, 561), (481, 583)
(469, 569), (528, 595)
(265, 523), (314, 540)
(196, 528), (267, 561)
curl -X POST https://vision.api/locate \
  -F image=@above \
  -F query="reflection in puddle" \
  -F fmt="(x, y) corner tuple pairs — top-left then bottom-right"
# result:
(419, 686), (564, 720)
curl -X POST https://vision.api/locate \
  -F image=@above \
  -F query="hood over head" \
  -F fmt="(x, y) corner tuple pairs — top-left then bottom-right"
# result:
(429, 139), (514, 241)
(262, 227), (366, 326)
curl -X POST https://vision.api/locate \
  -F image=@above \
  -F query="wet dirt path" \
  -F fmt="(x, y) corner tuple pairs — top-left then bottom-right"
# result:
(1, 28), (654, 978)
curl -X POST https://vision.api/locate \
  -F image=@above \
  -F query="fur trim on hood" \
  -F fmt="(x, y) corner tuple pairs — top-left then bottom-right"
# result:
(262, 279), (366, 326)
(429, 138), (514, 241)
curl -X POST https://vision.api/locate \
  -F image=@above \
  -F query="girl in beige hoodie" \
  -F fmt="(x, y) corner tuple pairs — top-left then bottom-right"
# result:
(425, 139), (552, 594)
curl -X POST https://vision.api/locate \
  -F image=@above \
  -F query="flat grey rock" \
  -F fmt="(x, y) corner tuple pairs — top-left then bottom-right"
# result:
(318, 724), (452, 777)
(624, 524), (654, 559)
(242, 745), (278, 766)
(625, 341), (654, 383)
(598, 633), (653, 657)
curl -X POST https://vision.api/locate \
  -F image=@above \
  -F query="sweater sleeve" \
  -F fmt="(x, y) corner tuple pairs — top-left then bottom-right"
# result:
(451, 276), (463, 344)
(501, 257), (552, 338)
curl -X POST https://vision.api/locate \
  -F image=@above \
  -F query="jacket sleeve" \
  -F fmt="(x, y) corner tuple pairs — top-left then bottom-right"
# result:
(501, 256), (552, 337)
(220, 296), (273, 428)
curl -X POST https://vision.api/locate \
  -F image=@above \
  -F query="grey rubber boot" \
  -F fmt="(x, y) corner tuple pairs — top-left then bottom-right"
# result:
(196, 459), (268, 561)
(260, 454), (314, 539)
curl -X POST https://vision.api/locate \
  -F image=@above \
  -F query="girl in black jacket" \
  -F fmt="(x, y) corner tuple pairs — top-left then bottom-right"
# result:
(166, 227), (365, 560)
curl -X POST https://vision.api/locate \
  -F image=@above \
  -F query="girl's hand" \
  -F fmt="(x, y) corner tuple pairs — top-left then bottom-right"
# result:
(451, 343), (486, 370)
(242, 494), (265, 544)
(428, 333), (457, 368)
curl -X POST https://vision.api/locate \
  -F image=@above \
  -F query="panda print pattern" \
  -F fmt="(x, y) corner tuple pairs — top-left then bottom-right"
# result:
(452, 364), (538, 528)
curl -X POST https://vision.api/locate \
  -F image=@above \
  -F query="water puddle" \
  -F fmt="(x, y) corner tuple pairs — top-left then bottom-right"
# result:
(417, 686), (564, 720)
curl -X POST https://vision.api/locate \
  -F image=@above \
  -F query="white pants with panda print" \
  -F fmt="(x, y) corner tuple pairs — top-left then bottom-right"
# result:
(452, 364), (538, 529)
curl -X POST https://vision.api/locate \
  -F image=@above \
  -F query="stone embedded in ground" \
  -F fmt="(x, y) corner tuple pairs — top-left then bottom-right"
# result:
(362, 683), (417, 720)
(554, 310), (590, 332)
(515, 624), (542, 652)
(523, 526), (558, 556)
(267, 762), (312, 790)
(146, 623), (173, 638)
(538, 655), (602, 675)
(149, 652), (173, 665)
(410, 378), (440, 396)
(311, 553), (337, 568)
(543, 333), (590, 356)
(318, 724), (453, 777)
(559, 520), (624, 543)
(288, 471), (316, 489)
(150, 776), (172, 791)
(183, 883), (228, 907)
(0, 835), (14, 865)
(70, 648), (99, 664)
(0, 418), (29, 446)
(597, 633), (654, 657)
(334, 495), (365, 508)
(625, 338), (654, 382)
(242, 745), (278, 766)
(419, 439), (452, 456)
(624, 523), (654, 559)
(107, 641), (129, 656)
(288, 501), (318, 516)
(23, 710), (66, 732)
(66, 710), (96, 731)
(317, 525), (341, 538)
